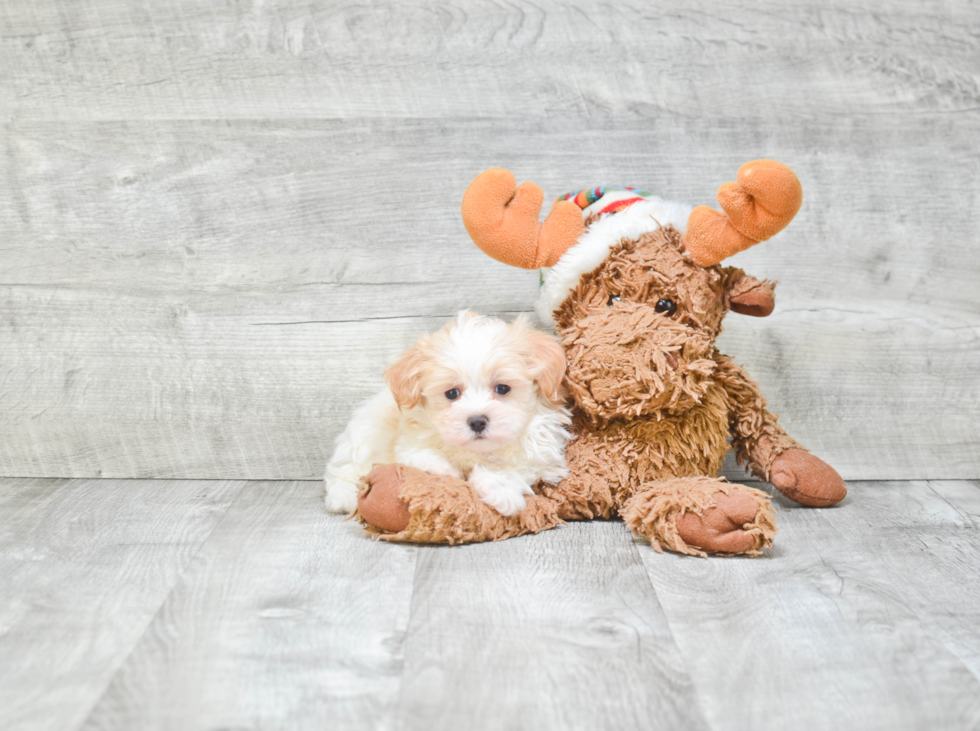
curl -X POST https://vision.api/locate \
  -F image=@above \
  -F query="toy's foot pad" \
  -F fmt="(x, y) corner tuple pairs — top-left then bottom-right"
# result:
(675, 490), (765, 555)
(623, 477), (777, 557)
(770, 449), (847, 507)
(357, 465), (411, 533)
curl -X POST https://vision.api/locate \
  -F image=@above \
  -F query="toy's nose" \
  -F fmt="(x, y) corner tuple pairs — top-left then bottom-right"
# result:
(468, 415), (489, 434)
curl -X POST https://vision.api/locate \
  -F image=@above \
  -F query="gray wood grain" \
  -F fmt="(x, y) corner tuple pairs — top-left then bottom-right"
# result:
(838, 480), (980, 681)
(1, 0), (978, 481)
(1, 115), (977, 479)
(5, 478), (980, 731)
(638, 480), (980, 731)
(395, 522), (709, 731)
(0, 477), (243, 731)
(80, 480), (418, 731)
(1, 1), (977, 121)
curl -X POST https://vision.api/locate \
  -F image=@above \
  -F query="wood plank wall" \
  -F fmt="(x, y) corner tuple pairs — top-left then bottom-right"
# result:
(1, 0), (977, 480)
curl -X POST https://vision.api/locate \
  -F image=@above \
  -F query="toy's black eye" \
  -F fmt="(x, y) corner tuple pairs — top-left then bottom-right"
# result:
(608, 295), (622, 305)
(655, 298), (677, 316)
(445, 388), (460, 400)
(495, 384), (510, 395)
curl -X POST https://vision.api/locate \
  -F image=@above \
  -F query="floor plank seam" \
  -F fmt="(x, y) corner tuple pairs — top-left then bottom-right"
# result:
(389, 543), (427, 725)
(925, 480), (980, 528)
(627, 535), (717, 731)
(69, 479), (250, 731)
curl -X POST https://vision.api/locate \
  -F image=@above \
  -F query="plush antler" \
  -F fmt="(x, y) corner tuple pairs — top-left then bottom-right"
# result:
(461, 168), (585, 269)
(683, 160), (803, 267)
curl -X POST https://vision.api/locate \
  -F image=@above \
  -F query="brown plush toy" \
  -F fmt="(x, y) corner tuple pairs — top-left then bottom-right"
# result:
(356, 160), (847, 556)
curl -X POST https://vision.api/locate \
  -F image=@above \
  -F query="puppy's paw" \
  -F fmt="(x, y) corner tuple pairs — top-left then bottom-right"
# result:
(398, 451), (463, 480)
(324, 479), (359, 514)
(468, 465), (534, 516)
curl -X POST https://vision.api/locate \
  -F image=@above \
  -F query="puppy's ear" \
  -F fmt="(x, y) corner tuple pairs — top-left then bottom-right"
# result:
(514, 319), (567, 407)
(385, 345), (426, 410)
(723, 267), (777, 317)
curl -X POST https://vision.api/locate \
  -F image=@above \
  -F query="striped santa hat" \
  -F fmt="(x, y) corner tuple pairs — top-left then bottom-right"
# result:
(535, 185), (694, 323)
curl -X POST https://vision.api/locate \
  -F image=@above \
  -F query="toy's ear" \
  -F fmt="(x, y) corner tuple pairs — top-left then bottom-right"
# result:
(723, 268), (777, 317)
(384, 345), (426, 410)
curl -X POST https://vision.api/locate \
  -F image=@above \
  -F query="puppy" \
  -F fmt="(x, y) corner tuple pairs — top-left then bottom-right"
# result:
(324, 311), (571, 516)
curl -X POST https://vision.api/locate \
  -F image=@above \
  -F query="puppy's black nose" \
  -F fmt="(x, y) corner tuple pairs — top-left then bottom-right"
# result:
(468, 415), (489, 434)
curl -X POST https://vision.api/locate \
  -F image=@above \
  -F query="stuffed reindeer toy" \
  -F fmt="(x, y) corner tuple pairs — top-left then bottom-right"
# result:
(355, 160), (847, 556)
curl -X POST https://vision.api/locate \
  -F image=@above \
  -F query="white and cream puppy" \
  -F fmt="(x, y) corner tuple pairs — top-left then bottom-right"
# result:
(324, 311), (571, 516)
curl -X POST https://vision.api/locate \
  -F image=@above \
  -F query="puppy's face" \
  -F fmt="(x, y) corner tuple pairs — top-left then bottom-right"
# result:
(386, 313), (566, 453)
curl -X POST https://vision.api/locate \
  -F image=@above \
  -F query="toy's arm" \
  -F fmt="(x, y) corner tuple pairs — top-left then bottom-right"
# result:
(355, 465), (564, 544)
(714, 353), (847, 507)
(713, 353), (801, 479)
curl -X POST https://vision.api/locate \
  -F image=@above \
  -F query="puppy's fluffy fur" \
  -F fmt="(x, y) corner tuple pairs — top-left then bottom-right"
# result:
(324, 312), (571, 516)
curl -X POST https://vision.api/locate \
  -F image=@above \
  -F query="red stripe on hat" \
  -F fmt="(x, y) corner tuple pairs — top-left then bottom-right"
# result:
(597, 197), (644, 215)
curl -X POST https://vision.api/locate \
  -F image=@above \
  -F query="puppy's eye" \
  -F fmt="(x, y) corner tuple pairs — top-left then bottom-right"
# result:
(655, 298), (677, 316)
(608, 295), (622, 305)
(445, 388), (460, 400)
(495, 384), (510, 396)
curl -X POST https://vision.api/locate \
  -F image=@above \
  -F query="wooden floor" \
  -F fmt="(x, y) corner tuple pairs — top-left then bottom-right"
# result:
(2, 477), (979, 731)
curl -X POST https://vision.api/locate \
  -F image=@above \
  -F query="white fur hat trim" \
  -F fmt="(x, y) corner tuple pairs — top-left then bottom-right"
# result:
(535, 197), (694, 325)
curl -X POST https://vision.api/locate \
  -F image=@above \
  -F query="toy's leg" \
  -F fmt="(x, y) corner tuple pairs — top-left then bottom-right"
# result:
(621, 477), (777, 557)
(355, 464), (563, 545)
